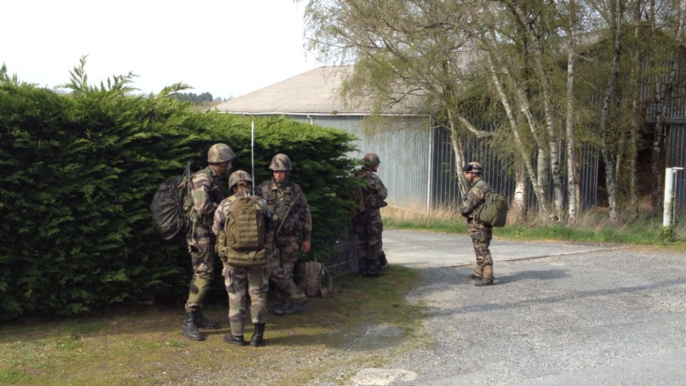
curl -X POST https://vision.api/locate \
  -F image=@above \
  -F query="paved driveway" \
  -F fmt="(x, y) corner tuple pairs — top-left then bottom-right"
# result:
(350, 230), (686, 386)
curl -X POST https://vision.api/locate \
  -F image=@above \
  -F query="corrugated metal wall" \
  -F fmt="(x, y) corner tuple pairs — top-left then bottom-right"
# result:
(288, 114), (601, 212)
(429, 126), (599, 211)
(290, 115), (433, 210)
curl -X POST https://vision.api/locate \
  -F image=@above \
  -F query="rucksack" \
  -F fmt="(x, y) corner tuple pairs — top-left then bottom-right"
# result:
(477, 192), (508, 227)
(220, 196), (269, 267)
(150, 162), (193, 240)
(347, 170), (370, 217)
(296, 261), (333, 298)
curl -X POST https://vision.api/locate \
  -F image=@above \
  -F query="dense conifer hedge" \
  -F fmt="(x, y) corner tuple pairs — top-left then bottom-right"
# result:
(0, 69), (357, 321)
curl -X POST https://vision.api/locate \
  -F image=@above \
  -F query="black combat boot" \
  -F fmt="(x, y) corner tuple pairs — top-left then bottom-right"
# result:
(250, 323), (266, 347)
(192, 310), (220, 329)
(181, 312), (203, 341)
(284, 298), (308, 314)
(223, 334), (246, 346)
(379, 251), (389, 268)
(273, 303), (286, 316)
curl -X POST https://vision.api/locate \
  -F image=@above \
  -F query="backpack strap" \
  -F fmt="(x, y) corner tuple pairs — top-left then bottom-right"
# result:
(320, 263), (333, 298)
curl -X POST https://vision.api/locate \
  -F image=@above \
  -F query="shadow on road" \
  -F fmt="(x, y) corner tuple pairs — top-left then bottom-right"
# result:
(495, 269), (570, 285)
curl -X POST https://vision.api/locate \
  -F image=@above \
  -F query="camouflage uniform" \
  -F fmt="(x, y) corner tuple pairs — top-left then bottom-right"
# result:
(353, 164), (388, 276)
(212, 192), (271, 338)
(257, 178), (310, 306)
(185, 165), (225, 313)
(459, 177), (494, 279)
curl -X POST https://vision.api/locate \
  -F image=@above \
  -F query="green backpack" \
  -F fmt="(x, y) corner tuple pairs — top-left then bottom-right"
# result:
(221, 196), (269, 267)
(477, 192), (508, 227)
(347, 170), (370, 216)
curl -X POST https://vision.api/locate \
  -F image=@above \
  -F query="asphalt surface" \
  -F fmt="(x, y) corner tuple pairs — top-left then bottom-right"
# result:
(349, 229), (686, 386)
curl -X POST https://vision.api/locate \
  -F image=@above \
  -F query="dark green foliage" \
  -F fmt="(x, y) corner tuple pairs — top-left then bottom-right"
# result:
(0, 67), (356, 321)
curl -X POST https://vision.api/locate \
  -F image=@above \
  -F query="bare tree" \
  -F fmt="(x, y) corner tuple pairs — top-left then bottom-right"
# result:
(305, 0), (572, 218)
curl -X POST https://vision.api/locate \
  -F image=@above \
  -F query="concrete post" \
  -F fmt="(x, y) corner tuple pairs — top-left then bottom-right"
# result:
(664, 167), (684, 227)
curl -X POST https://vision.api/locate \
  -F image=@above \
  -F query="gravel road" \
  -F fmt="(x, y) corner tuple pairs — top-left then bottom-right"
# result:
(346, 229), (686, 386)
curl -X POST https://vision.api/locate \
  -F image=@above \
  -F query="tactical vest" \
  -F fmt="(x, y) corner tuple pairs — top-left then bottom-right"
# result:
(262, 181), (301, 236)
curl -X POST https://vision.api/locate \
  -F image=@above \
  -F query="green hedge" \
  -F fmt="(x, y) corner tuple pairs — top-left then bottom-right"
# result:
(0, 70), (357, 321)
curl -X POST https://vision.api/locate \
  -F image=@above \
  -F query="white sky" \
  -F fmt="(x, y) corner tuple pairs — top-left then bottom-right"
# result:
(1, 0), (321, 99)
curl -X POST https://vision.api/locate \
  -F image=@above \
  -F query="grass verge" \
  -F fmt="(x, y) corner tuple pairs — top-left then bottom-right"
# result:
(382, 206), (686, 248)
(0, 265), (423, 386)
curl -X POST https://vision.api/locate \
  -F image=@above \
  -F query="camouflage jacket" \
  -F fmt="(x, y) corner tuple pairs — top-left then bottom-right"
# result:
(354, 166), (388, 221)
(459, 179), (493, 226)
(257, 179), (312, 241)
(189, 166), (225, 228)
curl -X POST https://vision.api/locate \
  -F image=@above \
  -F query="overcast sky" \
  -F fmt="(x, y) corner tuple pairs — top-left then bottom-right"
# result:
(1, 0), (322, 99)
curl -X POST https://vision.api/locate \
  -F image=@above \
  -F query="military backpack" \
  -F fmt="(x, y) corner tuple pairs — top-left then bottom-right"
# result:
(219, 196), (269, 267)
(296, 260), (333, 298)
(476, 192), (508, 227)
(347, 169), (370, 217)
(150, 162), (194, 240)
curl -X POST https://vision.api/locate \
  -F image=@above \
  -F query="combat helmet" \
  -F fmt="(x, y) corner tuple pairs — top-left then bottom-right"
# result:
(208, 143), (236, 164)
(228, 170), (253, 190)
(362, 153), (381, 166)
(269, 153), (292, 171)
(462, 161), (483, 173)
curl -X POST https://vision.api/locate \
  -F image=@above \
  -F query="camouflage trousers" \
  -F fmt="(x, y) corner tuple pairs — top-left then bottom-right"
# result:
(185, 224), (215, 313)
(470, 228), (493, 268)
(355, 217), (383, 275)
(271, 237), (307, 305)
(275, 234), (300, 266)
(223, 261), (269, 336)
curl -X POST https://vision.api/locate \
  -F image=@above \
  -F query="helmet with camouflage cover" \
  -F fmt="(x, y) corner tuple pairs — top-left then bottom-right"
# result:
(269, 153), (292, 171)
(207, 143), (236, 164)
(362, 153), (380, 166)
(228, 170), (253, 190)
(462, 161), (483, 173)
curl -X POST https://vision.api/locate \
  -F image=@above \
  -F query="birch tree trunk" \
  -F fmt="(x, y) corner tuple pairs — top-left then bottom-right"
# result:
(510, 1), (564, 220)
(566, 0), (579, 222)
(628, 0), (642, 217)
(481, 26), (550, 218)
(448, 111), (469, 198)
(485, 54), (551, 217)
(513, 160), (528, 221)
(598, 0), (624, 224)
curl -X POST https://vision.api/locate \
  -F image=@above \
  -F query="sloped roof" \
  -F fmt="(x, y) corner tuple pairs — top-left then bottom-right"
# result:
(213, 65), (426, 116)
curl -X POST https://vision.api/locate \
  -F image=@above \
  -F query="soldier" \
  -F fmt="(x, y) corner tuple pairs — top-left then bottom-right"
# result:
(213, 171), (271, 347)
(181, 143), (236, 341)
(354, 153), (388, 277)
(459, 161), (495, 286)
(257, 154), (309, 316)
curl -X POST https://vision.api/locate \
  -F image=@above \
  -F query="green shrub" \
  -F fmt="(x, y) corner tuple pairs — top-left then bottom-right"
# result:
(0, 63), (357, 321)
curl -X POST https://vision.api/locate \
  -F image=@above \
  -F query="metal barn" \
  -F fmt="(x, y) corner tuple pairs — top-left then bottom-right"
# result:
(214, 66), (600, 212)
